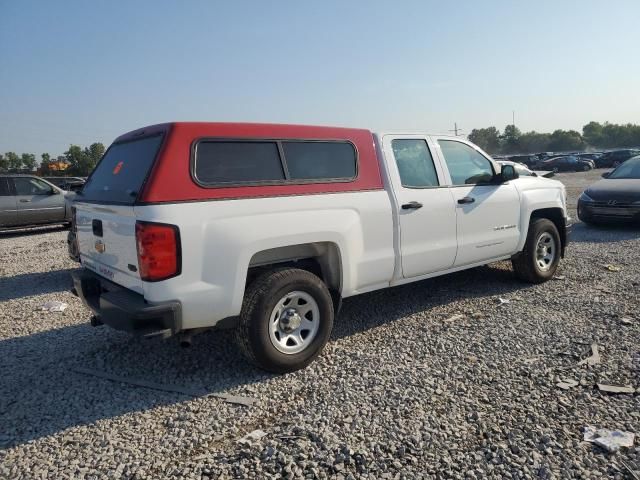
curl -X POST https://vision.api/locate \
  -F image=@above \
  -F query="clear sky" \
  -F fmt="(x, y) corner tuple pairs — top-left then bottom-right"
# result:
(1, 0), (639, 158)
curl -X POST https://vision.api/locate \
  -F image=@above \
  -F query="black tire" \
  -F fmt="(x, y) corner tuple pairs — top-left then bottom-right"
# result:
(512, 218), (561, 283)
(582, 165), (590, 171)
(235, 268), (334, 373)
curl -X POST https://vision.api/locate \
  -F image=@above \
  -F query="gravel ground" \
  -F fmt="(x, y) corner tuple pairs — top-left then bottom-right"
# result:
(1, 171), (639, 479)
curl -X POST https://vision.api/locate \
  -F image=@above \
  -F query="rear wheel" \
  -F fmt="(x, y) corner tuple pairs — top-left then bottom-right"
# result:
(235, 268), (334, 373)
(512, 218), (561, 283)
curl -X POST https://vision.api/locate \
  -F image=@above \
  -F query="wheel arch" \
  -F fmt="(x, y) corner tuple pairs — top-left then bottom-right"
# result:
(527, 207), (567, 258)
(246, 242), (344, 312)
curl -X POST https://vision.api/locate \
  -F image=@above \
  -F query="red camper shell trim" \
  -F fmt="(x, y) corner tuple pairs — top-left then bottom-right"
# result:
(121, 123), (383, 203)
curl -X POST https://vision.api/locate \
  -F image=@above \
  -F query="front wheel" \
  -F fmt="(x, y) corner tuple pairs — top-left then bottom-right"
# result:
(235, 268), (334, 373)
(512, 218), (561, 283)
(582, 165), (590, 171)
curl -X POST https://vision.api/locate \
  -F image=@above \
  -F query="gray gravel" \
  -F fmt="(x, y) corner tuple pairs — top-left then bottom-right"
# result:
(1, 171), (639, 479)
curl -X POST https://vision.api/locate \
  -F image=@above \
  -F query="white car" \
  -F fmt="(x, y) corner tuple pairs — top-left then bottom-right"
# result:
(497, 160), (554, 178)
(71, 122), (569, 372)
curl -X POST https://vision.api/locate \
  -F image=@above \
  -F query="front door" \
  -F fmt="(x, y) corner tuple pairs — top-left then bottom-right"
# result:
(434, 139), (521, 267)
(383, 135), (458, 278)
(12, 177), (66, 225)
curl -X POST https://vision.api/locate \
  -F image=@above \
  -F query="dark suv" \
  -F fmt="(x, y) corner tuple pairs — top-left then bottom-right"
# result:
(596, 149), (640, 168)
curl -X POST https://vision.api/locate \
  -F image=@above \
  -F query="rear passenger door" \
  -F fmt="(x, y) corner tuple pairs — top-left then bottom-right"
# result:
(0, 178), (18, 227)
(433, 138), (521, 267)
(383, 135), (458, 278)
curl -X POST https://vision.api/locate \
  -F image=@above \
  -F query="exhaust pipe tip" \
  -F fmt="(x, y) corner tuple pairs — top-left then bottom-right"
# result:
(180, 339), (192, 348)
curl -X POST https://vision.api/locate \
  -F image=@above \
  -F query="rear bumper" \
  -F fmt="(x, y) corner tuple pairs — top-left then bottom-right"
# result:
(71, 269), (181, 336)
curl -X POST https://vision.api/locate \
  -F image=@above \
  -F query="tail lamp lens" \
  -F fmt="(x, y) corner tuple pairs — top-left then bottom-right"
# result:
(135, 221), (181, 281)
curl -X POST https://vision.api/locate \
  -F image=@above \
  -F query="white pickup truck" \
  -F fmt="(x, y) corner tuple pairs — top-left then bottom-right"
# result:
(71, 122), (569, 372)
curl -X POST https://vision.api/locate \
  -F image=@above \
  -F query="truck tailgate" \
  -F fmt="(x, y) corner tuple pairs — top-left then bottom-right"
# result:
(75, 202), (143, 294)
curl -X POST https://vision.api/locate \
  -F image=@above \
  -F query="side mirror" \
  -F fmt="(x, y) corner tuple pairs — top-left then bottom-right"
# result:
(500, 164), (519, 182)
(49, 189), (60, 195)
(601, 171), (610, 178)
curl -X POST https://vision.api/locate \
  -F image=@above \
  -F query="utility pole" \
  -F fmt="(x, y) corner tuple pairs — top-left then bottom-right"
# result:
(512, 110), (515, 127)
(449, 122), (463, 136)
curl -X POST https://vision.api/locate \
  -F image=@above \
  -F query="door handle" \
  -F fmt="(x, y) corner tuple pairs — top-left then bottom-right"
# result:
(457, 197), (475, 205)
(19, 199), (31, 203)
(401, 201), (423, 210)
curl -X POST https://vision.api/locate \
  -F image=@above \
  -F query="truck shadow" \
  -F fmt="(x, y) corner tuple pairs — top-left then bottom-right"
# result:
(0, 269), (77, 302)
(334, 262), (526, 339)
(0, 263), (527, 450)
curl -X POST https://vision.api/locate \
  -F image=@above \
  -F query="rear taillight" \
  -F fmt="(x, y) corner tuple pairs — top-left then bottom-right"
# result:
(135, 221), (181, 282)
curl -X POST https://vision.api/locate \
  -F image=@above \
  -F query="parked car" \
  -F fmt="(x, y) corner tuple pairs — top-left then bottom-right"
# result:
(70, 122), (569, 372)
(540, 156), (594, 172)
(507, 154), (540, 169)
(535, 152), (555, 161)
(43, 176), (86, 192)
(595, 149), (640, 168)
(0, 174), (72, 229)
(577, 155), (640, 224)
(577, 152), (603, 162)
(497, 160), (555, 178)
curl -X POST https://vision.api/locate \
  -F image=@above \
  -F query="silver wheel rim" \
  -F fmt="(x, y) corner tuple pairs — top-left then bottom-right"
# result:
(269, 291), (320, 355)
(535, 232), (556, 272)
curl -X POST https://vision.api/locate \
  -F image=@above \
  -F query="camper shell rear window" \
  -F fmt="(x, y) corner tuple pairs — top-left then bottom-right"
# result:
(192, 139), (357, 186)
(81, 135), (164, 204)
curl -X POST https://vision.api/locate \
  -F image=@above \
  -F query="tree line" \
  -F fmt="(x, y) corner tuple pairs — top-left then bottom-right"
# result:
(468, 121), (640, 155)
(2, 120), (639, 173)
(0, 143), (106, 176)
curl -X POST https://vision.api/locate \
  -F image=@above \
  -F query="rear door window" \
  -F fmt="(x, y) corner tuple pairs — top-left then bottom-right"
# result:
(81, 135), (163, 204)
(391, 139), (439, 187)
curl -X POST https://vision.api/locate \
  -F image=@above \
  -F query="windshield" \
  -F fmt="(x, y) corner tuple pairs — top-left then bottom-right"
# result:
(81, 135), (163, 204)
(608, 156), (640, 179)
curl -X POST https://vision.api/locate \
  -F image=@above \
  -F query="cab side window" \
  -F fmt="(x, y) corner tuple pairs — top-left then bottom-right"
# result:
(438, 140), (494, 185)
(391, 139), (439, 188)
(13, 177), (53, 196)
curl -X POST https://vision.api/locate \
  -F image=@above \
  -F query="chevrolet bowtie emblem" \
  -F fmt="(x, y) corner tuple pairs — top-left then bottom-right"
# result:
(95, 240), (106, 253)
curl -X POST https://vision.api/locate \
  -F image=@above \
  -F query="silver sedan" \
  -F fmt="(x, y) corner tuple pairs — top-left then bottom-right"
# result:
(0, 174), (73, 229)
